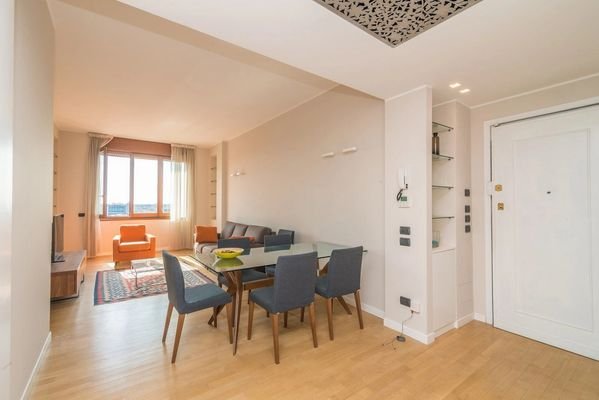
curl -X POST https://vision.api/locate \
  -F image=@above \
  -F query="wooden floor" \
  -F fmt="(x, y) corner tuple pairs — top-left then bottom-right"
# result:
(30, 254), (599, 399)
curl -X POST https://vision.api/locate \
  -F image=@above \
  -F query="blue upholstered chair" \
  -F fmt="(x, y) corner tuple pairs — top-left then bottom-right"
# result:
(248, 252), (318, 364)
(277, 229), (295, 244)
(216, 237), (267, 287)
(315, 246), (364, 340)
(161, 251), (232, 363)
(264, 234), (294, 276)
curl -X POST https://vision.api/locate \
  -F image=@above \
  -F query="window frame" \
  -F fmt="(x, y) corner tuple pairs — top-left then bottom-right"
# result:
(100, 150), (171, 220)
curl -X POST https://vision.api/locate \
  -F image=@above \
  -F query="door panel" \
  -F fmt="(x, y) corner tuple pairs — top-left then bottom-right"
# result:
(492, 106), (599, 360)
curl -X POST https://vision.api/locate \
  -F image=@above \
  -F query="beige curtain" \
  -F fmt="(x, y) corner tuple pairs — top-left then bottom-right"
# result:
(170, 145), (195, 249)
(85, 133), (112, 257)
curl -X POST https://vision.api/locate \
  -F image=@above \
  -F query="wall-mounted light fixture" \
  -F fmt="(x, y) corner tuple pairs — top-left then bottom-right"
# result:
(341, 147), (358, 154)
(321, 152), (335, 158)
(229, 170), (245, 177)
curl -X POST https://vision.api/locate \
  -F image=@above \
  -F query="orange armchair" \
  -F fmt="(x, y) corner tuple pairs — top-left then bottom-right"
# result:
(113, 224), (156, 264)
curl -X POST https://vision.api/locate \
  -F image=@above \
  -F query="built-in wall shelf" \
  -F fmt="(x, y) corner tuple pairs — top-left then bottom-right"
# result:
(432, 216), (455, 220)
(432, 121), (453, 134)
(432, 245), (456, 254)
(432, 153), (454, 161)
(432, 185), (454, 190)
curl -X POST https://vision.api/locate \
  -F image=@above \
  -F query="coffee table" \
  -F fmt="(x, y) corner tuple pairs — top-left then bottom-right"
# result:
(130, 258), (165, 288)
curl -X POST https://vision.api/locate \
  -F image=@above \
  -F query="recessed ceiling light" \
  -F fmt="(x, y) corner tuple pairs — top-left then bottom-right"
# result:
(459, 88), (471, 94)
(449, 82), (461, 89)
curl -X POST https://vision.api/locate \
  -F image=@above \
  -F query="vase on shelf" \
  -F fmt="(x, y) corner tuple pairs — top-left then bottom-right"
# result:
(432, 132), (440, 155)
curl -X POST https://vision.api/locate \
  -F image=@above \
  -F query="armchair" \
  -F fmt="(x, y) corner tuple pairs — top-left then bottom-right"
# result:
(113, 224), (156, 265)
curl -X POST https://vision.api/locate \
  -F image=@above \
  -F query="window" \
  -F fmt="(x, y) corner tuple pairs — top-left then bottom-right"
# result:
(101, 152), (171, 219)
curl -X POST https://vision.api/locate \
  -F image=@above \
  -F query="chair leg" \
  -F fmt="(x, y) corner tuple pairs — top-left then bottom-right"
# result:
(354, 290), (364, 329)
(226, 302), (233, 344)
(247, 300), (255, 340)
(171, 314), (186, 363)
(300, 307), (305, 323)
(247, 289), (251, 304)
(266, 311), (270, 318)
(213, 307), (218, 328)
(271, 313), (280, 364)
(337, 296), (352, 315)
(326, 297), (334, 340)
(284, 311), (288, 328)
(231, 293), (236, 327)
(308, 303), (318, 348)
(162, 303), (173, 343)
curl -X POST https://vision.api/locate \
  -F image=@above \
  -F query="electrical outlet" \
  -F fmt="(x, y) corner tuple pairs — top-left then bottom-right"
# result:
(400, 296), (411, 308)
(400, 226), (411, 235)
(398, 195), (411, 208)
(400, 237), (411, 247)
(410, 301), (421, 313)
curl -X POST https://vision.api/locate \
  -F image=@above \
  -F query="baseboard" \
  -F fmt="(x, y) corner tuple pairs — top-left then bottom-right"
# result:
(19, 331), (51, 400)
(342, 295), (385, 319)
(383, 318), (435, 345)
(474, 313), (487, 323)
(455, 313), (474, 328)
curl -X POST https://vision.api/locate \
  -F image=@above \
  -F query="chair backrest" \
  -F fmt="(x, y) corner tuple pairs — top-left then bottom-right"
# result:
(277, 229), (295, 244)
(162, 251), (186, 312)
(272, 252), (317, 313)
(120, 224), (146, 242)
(325, 246), (363, 297)
(218, 237), (251, 255)
(264, 234), (293, 248)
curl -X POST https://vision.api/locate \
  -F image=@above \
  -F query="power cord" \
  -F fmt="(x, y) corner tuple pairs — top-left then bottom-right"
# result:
(396, 188), (404, 202)
(382, 310), (414, 349)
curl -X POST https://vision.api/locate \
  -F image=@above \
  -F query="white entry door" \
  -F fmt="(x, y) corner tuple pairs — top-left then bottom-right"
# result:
(492, 105), (599, 360)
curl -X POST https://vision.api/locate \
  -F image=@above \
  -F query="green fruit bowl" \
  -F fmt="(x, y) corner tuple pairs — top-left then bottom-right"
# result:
(213, 248), (244, 259)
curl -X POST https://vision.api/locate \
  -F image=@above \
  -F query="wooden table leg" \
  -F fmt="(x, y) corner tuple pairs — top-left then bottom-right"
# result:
(337, 296), (352, 315)
(232, 270), (243, 355)
(209, 272), (237, 327)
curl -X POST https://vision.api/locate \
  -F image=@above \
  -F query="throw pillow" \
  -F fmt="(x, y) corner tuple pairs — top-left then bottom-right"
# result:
(196, 226), (218, 243)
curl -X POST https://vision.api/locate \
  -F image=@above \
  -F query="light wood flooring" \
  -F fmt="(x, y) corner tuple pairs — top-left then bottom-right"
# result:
(30, 253), (599, 399)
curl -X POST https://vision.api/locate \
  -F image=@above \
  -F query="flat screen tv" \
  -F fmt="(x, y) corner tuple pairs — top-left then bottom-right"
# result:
(51, 214), (65, 263)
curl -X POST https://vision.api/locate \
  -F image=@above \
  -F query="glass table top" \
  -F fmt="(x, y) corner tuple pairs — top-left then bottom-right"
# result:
(192, 242), (363, 274)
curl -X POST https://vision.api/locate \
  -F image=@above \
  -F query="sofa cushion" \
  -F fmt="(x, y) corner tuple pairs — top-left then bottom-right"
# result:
(221, 221), (236, 239)
(232, 224), (248, 237)
(200, 244), (218, 254)
(119, 241), (151, 252)
(245, 225), (271, 244)
(195, 225), (218, 243)
(120, 225), (146, 242)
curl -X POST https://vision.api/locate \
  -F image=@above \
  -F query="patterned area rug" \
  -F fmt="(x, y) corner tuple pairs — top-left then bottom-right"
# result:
(94, 257), (213, 305)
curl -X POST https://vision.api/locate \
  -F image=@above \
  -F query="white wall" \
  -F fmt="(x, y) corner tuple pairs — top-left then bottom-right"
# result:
(11, 1), (54, 398)
(56, 131), (211, 256)
(470, 75), (599, 320)
(384, 87), (433, 341)
(0, 1), (14, 397)
(225, 86), (386, 312)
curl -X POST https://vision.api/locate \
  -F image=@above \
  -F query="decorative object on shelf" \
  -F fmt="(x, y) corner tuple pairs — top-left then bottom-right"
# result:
(213, 247), (244, 259)
(432, 231), (440, 248)
(432, 132), (440, 155)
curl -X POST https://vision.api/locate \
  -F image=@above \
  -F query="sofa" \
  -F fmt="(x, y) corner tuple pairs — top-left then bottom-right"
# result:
(113, 224), (156, 264)
(194, 221), (272, 255)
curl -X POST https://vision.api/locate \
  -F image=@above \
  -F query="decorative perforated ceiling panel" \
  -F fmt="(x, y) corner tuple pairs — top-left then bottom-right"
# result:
(314, 0), (482, 47)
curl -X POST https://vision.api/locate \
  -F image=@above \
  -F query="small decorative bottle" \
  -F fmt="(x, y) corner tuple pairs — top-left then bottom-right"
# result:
(432, 132), (440, 155)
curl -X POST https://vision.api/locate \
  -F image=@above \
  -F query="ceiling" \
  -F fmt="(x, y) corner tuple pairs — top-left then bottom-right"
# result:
(118, 0), (599, 106)
(49, 0), (336, 147)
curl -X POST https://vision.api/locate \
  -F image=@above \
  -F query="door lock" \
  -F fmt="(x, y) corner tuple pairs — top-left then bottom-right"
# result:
(497, 202), (505, 211)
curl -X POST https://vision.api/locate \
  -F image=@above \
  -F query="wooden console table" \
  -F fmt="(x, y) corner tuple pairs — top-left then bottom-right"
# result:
(51, 250), (86, 300)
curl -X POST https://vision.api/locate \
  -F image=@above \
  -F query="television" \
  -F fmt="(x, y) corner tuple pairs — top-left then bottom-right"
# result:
(51, 214), (65, 263)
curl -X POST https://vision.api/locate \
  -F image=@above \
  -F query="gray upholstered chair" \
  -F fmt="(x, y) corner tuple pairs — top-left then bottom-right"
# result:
(315, 246), (364, 340)
(277, 229), (295, 244)
(248, 251), (318, 364)
(161, 251), (233, 363)
(264, 234), (294, 276)
(216, 238), (266, 287)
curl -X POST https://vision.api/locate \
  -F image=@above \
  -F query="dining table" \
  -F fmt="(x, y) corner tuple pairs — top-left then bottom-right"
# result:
(192, 242), (364, 355)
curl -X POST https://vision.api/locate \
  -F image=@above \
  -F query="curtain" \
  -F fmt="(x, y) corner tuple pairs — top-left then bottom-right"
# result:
(85, 133), (112, 257)
(170, 145), (196, 249)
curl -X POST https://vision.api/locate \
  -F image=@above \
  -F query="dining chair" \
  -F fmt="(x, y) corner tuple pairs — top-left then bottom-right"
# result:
(277, 229), (295, 244)
(247, 251), (318, 364)
(315, 246), (364, 340)
(264, 234), (294, 276)
(161, 251), (233, 363)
